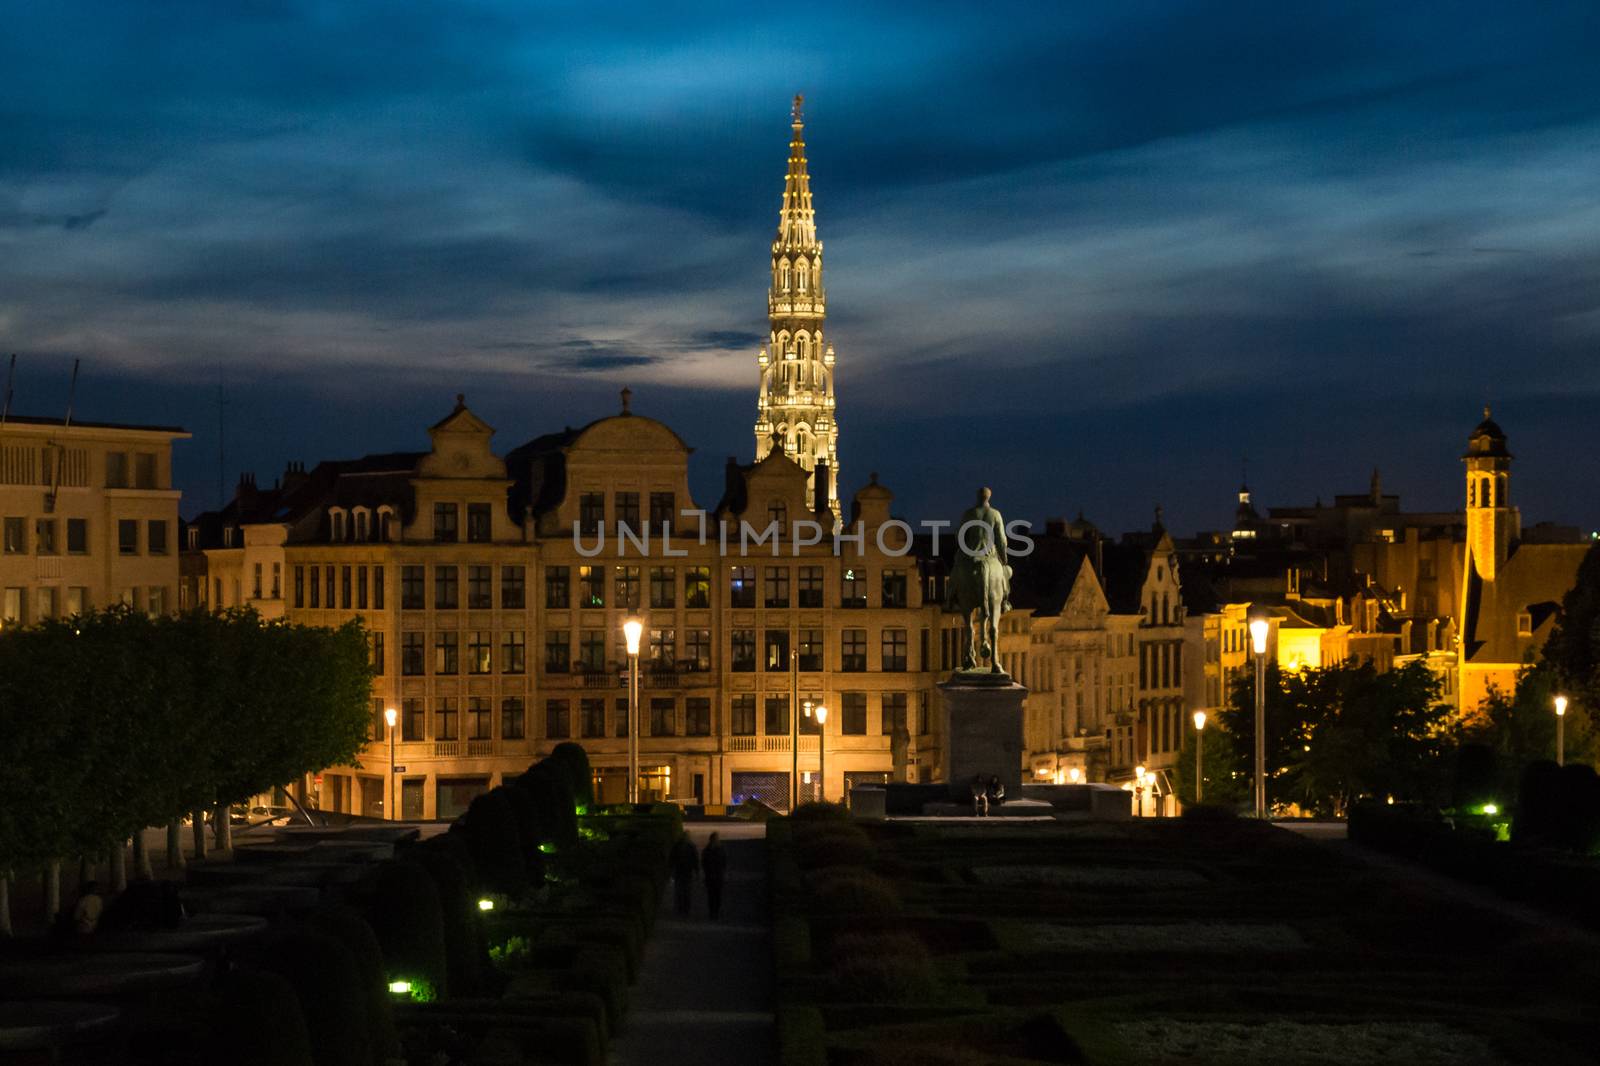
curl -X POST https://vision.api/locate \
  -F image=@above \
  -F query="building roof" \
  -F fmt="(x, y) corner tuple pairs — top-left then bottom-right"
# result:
(1, 414), (189, 436)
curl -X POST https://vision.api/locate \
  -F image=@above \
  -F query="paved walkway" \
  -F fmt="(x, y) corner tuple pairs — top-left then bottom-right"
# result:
(611, 822), (774, 1066)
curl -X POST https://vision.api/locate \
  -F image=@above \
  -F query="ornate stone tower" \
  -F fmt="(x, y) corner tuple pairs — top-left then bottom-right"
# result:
(1462, 407), (1516, 581)
(754, 93), (839, 517)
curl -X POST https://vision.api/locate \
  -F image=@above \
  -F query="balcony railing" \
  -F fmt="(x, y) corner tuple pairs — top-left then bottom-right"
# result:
(432, 739), (498, 758)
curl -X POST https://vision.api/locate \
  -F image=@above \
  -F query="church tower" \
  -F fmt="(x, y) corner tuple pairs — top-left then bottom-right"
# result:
(1462, 407), (1516, 581)
(754, 94), (839, 517)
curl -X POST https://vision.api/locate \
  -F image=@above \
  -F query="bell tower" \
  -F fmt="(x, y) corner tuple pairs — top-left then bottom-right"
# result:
(1462, 407), (1515, 582)
(754, 94), (839, 517)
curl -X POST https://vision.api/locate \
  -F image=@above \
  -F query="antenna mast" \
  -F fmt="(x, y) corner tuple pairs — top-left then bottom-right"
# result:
(46, 359), (79, 513)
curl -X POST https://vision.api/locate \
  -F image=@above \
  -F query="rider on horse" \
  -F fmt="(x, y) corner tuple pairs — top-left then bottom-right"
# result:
(945, 487), (1013, 674)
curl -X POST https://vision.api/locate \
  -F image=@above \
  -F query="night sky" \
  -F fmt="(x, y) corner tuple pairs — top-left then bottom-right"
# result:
(3, 2), (1598, 534)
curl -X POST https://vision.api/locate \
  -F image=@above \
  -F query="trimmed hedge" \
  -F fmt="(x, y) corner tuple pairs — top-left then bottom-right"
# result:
(361, 857), (450, 999)
(411, 836), (496, 997)
(459, 788), (528, 893)
(549, 741), (596, 809)
(207, 967), (316, 1066)
(250, 927), (372, 1066)
(306, 904), (400, 1066)
(394, 999), (604, 1066)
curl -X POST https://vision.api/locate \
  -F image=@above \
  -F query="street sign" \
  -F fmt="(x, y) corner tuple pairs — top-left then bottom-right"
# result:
(393, 766), (407, 773)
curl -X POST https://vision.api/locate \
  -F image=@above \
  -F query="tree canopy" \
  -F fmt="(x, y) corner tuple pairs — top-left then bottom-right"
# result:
(0, 606), (371, 872)
(1540, 541), (1600, 723)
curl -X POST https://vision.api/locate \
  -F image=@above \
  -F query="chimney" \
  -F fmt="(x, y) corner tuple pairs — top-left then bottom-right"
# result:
(813, 460), (831, 516)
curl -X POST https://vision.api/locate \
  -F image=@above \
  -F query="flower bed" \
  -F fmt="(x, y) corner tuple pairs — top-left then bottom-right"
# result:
(1013, 921), (1305, 953)
(971, 864), (1206, 890)
(1111, 1018), (1499, 1065)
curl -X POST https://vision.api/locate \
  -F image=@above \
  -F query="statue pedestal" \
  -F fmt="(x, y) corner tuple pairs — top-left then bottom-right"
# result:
(938, 675), (1027, 801)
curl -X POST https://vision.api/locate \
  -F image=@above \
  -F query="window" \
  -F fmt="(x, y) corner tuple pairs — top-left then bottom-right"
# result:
(570, 697), (601, 738)
(918, 691), (930, 735)
(731, 695), (756, 736)
(66, 587), (87, 616)
(371, 632), (385, 673)
(2, 518), (23, 554)
(731, 629), (756, 672)
(768, 500), (787, 529)
(798, 628), (823, 671)
(325, 567), (335, 608)
(252, 563), (263, 600)
(882, 570), (908, 609)
(294, 566), (305, 608)
(468, 630), (492, 673)
(2, 587), (23, 625)
(433, 503), (459, 542)
(134, 453), (156, 489)
(649, 628), (675, 668)
(544, 630), (570, 673)
(341, 565), (352, 609)
(765, 630), (790, 671)
(650, 697), (675, 736)
(374, 566), (385, 610)
(354, 510), (369, 542)
(545, 699), (570, 739)
(579, 630), (605, 673)
(35, 519), (57, 555)
(436, 698), (459, 741)
(402, 566), (425, 609)
(467, 697), (492, 740)
(579, 493), (604, 535)
(730, 566), (755, 608)
(66, 518), (86, 554)
(369, 698), (386, 742)
(434, 565), (459, 610)
(798, 566), (823, 608)
(881, 692), (908, 735)
(649, 491), (676, 532)
(502, 630), (526, 674)
(882, 629), (908, 672)
(1517, 612), (1533, 638)
(378, 509), (394, 541)
(685, 566), (710, 608)
(357, 566), (368, 609)
(330, 511), (346, 542)
(614, 565), (640, 609)
(118, 519), (138, 555)
(309, 566), (321, 608)
(649, 567), (675, 609)
(435, 631), (459, 675)
(105, 452), (128, 488)
(466, 503), (492, 543)
(615, 696), (630, 738)
(841, 692), (867, 735)
(467, 565), (492, 609)
(764, 695), (789, 736)
(842, 629), (867, 672)
(685, 697), (711, 736)
(501, 697), (526, 740)
(401, 698), (425, 741)
(615, 492), (640, 534)
(685, 629), (711, 672)
(841, 568), (867, 608)
(544, 566), (569, 609)
(579, 565), (605, 608)
(146, 586), (166, 616)
(765, 566), (790, 608)
(272, 563), (282, 600)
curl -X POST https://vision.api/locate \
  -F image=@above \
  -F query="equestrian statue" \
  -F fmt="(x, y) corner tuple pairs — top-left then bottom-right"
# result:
(945, 486), (1013, 676)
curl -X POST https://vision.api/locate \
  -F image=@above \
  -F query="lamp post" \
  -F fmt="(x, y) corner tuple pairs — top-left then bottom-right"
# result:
(384, 707), (398, 821)
(1249, 615), (1270, 820)
(814, 704), (828, 803)
(1554, 694), (1568, 767)
(623, 618), (643, 804)
(1134, 764), (1146, 817)
(790, 649), (801, 811)
(1192, 709), (1207, 805)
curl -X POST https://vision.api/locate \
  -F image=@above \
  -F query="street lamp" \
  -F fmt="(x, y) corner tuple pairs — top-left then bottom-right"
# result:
(814, 704), (828, 803)
(1068, 766), (1081, 784)
(1249, 615), (1270, 820)
(384, 707), (398, 821)
(1554, 694), (1568, 767)
(623, 618), (643, 804)
(1134, 764), (1146, 817)
(1192, 709), (1207, 805)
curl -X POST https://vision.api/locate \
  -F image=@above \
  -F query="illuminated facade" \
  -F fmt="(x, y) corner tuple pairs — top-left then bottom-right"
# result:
(754, 94), (840, 516)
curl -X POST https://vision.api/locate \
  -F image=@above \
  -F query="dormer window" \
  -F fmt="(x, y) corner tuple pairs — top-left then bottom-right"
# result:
(1517, 611), (1533, 637)
(353, 508), (370, 542)
(186, 527), (199, 550)
(377, 506), (395, 542)
(768, 500), (787, 529)
(222, 526), (236, 548)
(329, 508), (347, 542)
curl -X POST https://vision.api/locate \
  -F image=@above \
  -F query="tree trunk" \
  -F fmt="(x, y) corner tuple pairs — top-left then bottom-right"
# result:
(43, 861), (61, 925)
(132, 831), (154, 881)
(191, 809), (208, 861)
(166, 820), (186, 872)
(213, 801), (233, 856)
(109, 841), (128, 893)
(0, 873), (12, 937)
(78, 854), (97, 887)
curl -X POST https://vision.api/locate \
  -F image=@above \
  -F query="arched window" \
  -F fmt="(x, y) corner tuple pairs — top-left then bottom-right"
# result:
(796, 259), (808, 292)
(329, 508), (346, 542)
(1468, 479), (1477, 507)
(377, 506), (396, 542)
(796, 334), (809, 361)
(353, 508), (370, 542)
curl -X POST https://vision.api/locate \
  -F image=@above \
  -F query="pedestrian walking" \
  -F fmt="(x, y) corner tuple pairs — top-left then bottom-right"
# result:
(701, 832), (728, 920)
(670, 835), (699, 917)
(970, 774), (989, 817)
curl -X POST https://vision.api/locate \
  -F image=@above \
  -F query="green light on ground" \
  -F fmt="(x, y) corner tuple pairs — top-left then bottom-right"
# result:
(387, 980), (411, 995)
(538, 843), (556, 854)
(477, 898), (495, 912)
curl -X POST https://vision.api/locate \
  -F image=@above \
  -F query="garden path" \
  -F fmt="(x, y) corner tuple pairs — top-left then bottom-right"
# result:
(611, 821), (774, 1066)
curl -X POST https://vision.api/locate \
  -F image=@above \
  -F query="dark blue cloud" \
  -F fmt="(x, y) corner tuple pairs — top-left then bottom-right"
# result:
(2, 0), (1598, 533)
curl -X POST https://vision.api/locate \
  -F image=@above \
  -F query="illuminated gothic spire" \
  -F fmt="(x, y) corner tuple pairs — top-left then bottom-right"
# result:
(755, 93), (839, 517)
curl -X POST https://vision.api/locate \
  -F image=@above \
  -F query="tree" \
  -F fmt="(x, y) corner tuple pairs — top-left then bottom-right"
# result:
(1468, 663), (1599, 800)
(1212, 658), (1455, 816)
(1542, 542), (1600, 715)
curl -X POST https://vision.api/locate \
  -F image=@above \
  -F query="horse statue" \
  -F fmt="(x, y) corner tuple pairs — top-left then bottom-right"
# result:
(945, 487), (1013, 675)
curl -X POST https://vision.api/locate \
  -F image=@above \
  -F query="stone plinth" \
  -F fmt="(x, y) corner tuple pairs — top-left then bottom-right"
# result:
(938, 676), (1027, 801)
